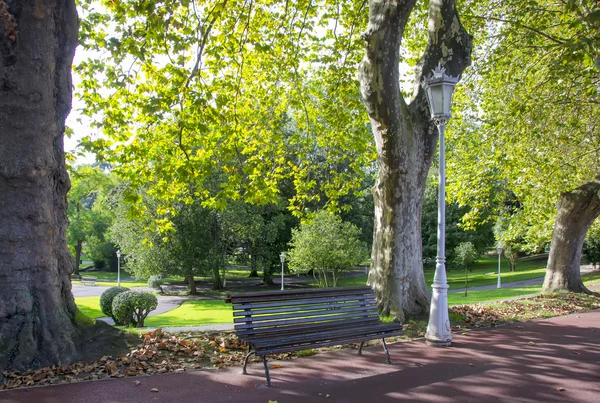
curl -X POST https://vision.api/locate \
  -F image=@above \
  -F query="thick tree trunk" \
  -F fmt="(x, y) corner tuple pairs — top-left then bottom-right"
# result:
(0, 0), (80, 371)
(542, 179), (600, 293)
(187, 275), (197, 295)
(359, 0), (472, 321)
(212, 264), (223, 290)
(249, 254), (259, 277)
(73, 239), (83, 276)
(262, 265), (274, 285)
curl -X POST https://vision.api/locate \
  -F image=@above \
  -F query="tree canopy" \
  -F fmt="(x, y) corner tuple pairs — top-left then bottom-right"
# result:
(75, 0), (374, 226)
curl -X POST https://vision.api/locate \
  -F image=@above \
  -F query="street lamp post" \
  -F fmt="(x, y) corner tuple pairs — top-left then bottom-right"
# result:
(279, 253), (286, 291)
(497, 245), (503, 289)
(422, 63), (460, 347)
(116, 249), (121, 287)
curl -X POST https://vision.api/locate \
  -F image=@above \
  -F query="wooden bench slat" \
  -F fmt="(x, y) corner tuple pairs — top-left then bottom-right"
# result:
(234, 311), (380, 331)
(255, 331), (405, 356)
(252, 323), (402, 349)
(232, 295), (376, 312)
(232, 304), (378, 324)
(235, 316), (382, 339)
(229, 286), (372, 301)
(230, 286), (374, 304)
(233, 300), (376, 317)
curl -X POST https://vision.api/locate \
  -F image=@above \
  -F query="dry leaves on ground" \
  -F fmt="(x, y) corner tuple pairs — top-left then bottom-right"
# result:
(1, 329), (294, 391)
(450, 293), (600, 330)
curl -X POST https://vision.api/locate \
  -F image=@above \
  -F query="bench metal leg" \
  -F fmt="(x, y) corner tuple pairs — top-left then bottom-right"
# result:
(263, 356), (272, 387)
(242, 348), (255, 375)
(382, 338), (393, 364)
(357, 341), (365, 355)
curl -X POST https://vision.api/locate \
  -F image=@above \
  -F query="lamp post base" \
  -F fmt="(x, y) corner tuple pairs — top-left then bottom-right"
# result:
(425, 280), (452, 347)
(425, 338), (452, 347)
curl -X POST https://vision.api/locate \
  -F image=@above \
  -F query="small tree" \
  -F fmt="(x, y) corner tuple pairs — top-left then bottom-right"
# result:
(583, 226), (600, 269)
(148, 275), (164, 293)
(454, 242), (479, 297)
(287, 210), (366, 287)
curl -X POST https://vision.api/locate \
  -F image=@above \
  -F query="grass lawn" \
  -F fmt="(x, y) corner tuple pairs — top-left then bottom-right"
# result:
(337, 255), (548, 290)
(75, 296), (104, 319)
(144, 300), (233, 328)
(448, 270), (600, 305)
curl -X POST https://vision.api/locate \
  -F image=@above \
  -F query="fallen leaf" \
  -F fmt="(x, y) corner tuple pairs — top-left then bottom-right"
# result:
(325, 394), (330, 398)
(556, 387), (566, 392)
(270, 364), (281, 369)
(468, 363), (474, 367)
(134, 381), (141, 386)
(267, 400), (278, 403)
(529, 341), (535, 345)
(151, 388), (159, 392)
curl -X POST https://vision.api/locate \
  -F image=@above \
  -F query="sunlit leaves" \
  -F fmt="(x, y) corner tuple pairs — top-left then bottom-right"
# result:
(448, 0), (600, 249)
(75, 0), (373, 229)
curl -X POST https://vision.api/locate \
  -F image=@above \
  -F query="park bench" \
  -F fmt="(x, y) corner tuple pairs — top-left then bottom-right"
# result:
(79, 277), (97, 286)
(227, 286), (404, 386)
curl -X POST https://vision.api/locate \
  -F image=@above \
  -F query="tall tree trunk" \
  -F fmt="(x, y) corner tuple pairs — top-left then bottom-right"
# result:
(543, 179), (600, 293)
(359, 0), (472, 322)
(249, 253), (258, 277)
(0, 0), (80, 371)
(212, 263), (222, 290)
(187, 274), (197, 295)
(73, 239), (83, 276)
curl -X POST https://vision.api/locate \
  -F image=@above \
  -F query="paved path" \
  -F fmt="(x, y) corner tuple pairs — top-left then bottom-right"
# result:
(3, 310), (599, 402)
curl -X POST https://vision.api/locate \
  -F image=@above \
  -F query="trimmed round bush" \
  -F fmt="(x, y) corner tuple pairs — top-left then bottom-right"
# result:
(147, 275), (164, 290)
(99, 286), (130, 322)
(112, 290), (158, 328)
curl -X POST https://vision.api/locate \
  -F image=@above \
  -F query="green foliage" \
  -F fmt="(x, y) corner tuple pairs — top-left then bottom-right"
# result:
(454, 242), (479, 270)
(448, 0), (600, 248)
(455, 241), (479, 297)
(147, 275), (164, 290)
(108, 184), (230, 290)
(75, 0), (374, 230)
(421, 179), (494, 266)
(287, 210), (367, 287)
(99, 286), (130, 323)
(112, 290), (158, 328)
(67, 164), (118, 271)
(583, 226), (600, 268)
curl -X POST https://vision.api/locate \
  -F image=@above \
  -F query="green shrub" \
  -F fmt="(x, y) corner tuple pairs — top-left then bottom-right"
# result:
(147, 275), (164, 290)
(99, 286), (130, 323)
(112, 290), (158, 327)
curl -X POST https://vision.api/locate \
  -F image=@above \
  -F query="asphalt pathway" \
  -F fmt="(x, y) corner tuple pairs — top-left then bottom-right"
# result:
(2, 310), (599, 403)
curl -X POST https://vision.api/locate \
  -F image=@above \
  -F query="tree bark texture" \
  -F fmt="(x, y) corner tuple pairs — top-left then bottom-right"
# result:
(73, 239), (82, 276)
(542, 178), (600, 294)
(359, 0), (472, 321)
(0, 0), (81, 372)
(187, 274), (197, 294)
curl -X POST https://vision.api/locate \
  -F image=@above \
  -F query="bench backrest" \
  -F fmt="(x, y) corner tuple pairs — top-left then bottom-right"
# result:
(229, 286), (381, 340)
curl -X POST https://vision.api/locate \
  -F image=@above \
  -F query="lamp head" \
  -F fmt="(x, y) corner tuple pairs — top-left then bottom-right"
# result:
(421, 63), (460, 123)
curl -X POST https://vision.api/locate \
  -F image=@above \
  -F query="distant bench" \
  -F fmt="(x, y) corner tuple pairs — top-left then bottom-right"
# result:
(227, 286), (404, 386)
(79, 277), (97, 286)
